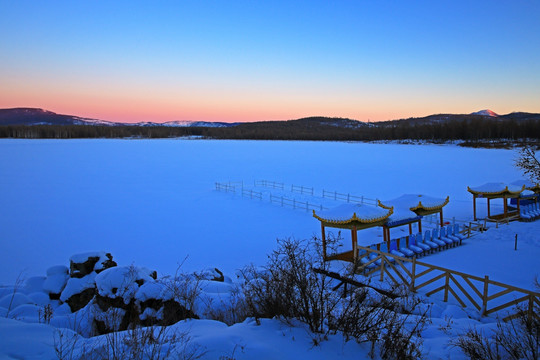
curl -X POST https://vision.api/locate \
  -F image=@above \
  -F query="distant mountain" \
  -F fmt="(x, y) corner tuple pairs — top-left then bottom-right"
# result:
(2, 107), (539, 132)
(471, 109), (498, 117)
(379, 110), (540, 126)
(0, 108), (100, 126)
(0, 108), (237, 127)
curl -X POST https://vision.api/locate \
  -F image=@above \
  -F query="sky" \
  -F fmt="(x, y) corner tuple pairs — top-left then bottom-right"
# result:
(1, 1), (539, 123)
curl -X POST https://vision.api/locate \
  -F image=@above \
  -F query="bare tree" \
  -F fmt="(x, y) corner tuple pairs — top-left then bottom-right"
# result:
(516, 146), (540, 183)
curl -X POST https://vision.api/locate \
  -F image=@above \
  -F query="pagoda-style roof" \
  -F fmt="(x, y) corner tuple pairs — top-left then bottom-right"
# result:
(519, 189), (538, 199)
(379, 194), (449, 214)
(467, 182), (525, 197)
(511, 179), (540, 193)
(384, 208), (422, 227)
(313, 203), (393, 229)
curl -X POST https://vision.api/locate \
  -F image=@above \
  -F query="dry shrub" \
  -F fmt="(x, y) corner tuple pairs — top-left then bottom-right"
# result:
(241, 237), (428, 359)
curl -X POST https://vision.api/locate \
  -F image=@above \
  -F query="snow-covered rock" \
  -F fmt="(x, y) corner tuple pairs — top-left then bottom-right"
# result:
(95, 266), (155, 304)
(69, 252), (116, 278)
(60, 273), (97, 312)
(43, 266), (69, 299)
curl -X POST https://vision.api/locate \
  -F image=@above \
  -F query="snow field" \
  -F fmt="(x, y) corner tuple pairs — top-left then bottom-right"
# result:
(0, 139), (538, 359)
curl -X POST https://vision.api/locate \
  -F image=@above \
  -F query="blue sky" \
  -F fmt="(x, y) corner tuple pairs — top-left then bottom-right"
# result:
(1, 0), (539, 122)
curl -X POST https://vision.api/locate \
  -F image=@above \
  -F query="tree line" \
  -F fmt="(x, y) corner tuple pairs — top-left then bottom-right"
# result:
(1, 118), (539, 146)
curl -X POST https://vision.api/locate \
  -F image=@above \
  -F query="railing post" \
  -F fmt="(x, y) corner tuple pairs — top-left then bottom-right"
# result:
(410, 257), (416, 292)
(380, 256), (385, 282)
(527, 294), (534, 325)
(444, 272), (450, 302)
(482, 275), (489, 316)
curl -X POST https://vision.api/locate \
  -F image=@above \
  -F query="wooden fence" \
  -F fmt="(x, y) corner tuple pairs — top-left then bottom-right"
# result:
(291, 184), (314, 195)
(321, 189), (378, 206)
(269, 194), (326, 212)
(355, 245), (540, 323)
(254, 180), (284, 190)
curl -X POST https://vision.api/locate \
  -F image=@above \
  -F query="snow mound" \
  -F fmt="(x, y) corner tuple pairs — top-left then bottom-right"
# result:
(60, 273), (97, 302)
(95, 266), (155, 303)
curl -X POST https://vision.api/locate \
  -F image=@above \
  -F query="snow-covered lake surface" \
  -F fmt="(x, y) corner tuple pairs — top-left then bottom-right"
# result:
(0, 139), (535, 287)
(1, 139), (539, 360)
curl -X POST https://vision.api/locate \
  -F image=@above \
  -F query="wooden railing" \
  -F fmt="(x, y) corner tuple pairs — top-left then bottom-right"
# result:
(355, 245), (540, 323)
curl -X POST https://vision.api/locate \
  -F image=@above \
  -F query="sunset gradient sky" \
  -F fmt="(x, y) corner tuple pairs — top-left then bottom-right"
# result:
(1, 1), (539, 123)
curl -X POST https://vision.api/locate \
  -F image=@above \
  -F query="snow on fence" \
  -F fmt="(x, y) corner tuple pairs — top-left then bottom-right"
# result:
(254, 180), (284, 190)
(241, 188), (262, 200)
(216, 181), (327, 212)
(356, 245), (540, 323)
(321, 189), (378, 206)
(291, 184), (314, 196)
(269, 194), (326, 212)
(215, 182), (238, 193)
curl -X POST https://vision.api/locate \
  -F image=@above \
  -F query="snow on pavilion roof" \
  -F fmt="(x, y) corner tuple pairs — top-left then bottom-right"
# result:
(467, 182), (525, 196)
(384, 207), (422, 227)
(511, 179), (540, 192)
(378, 194), (449, 212)
(313, 203), (393, 225)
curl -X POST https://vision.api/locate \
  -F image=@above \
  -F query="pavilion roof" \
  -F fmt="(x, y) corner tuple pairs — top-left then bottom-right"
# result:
(378, 194), (449, 212)
(384, 207), (423, 227)
(313, 203), (393, 226)
(511, 179), (540, 192)
(467, 182), (525, 196)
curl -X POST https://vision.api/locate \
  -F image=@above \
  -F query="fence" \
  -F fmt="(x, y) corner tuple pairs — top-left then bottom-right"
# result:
(216, 181), (327, 212)
(215, 182), (237, 193)
(355, 245), (540, 323)
(291, 184), (314, 195)
(321, 189), (378, 206)
(254, 180), (284, 190)
(241, 188), (262, 200)
(269, 194), (327, 212)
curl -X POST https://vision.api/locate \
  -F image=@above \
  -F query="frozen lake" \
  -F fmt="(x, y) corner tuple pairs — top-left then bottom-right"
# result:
(0, 139), (525, 284)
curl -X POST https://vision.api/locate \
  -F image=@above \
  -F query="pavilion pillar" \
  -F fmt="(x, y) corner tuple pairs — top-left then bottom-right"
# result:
(321, 224), (327, 260)
(408, 223), (412, 234)
(487, 198), (491, 218)
(503, 196), (508, 217)
(418, 219), (422, 233)
(473, 195), (477, 221)
(351, 226), (358, 261)
(517, 198), (521, 214)
(439, 210), (444, 227)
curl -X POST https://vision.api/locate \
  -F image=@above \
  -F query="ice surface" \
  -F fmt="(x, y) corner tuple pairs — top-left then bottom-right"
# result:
(0, 140), (527, 285)
(0, 139), (538, 360)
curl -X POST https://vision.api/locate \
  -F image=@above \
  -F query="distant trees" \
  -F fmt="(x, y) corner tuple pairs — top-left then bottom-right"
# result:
(1, 117), (539, 145)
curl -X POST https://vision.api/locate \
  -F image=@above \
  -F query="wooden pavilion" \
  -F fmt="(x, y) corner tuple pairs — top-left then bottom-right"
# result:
(511, 179), (540, 194)
(378, 194), (450, 237)
(468, 183), (526, 221)
(313, 203), (393, 262)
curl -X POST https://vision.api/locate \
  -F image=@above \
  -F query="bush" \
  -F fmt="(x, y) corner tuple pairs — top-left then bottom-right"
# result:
(451, 309), (539, 360)
(241, 237), (428, 359)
